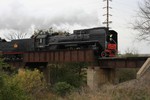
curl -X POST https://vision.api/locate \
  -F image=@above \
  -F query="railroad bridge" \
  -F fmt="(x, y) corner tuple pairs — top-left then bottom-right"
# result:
(3, 49), (150, 90)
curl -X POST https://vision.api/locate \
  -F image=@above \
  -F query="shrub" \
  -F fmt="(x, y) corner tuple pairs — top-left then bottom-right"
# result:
(0, 73), (31, 100)
(0, 68), (47, 100)
(49, 63), (87, 88)
(53, 82), (74, 96)
(0, 58), (31, 100)
(0, 76), (3, 88)
(11, 69), (46, 95)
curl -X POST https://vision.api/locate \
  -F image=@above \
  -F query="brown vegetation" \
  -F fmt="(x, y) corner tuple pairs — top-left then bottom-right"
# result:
(58, 68), (150, 100)
(1, 61), (150, 100)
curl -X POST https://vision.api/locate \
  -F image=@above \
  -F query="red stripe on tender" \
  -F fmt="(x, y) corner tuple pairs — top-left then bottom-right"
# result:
(2, 52), (24, 54)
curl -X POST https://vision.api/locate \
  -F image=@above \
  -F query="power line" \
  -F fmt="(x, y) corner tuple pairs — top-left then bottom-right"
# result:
(102, 0), (112, 30)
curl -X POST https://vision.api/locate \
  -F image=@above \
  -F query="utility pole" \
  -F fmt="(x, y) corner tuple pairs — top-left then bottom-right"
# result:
(103, 0), (112, 30)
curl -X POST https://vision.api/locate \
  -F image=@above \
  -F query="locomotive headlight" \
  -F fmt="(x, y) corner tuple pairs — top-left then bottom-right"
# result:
(110, 34), (113, 38)
(110, 34), (113, 41)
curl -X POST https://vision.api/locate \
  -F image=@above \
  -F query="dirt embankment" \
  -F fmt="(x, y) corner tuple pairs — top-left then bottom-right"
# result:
(115, 66), (150, 89)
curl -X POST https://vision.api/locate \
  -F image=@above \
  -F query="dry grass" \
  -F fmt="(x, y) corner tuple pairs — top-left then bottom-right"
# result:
(33, 68), (150, 100)
(56, 68), (150, 100)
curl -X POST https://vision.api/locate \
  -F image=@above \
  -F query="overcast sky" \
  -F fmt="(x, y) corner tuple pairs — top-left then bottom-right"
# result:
(0, 0), (149, 54)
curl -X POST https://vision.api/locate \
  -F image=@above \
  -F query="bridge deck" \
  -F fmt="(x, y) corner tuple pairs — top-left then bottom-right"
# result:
(98, 57), (149, 68)
(3, 49), (149, 68)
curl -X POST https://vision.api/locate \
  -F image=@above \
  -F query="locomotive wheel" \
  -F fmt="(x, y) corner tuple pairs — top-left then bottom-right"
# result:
(101, 51), (109, 57)
(101, 51), (106, 57)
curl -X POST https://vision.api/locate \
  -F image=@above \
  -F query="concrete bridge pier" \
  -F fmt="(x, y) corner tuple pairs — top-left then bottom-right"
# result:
(42, 66), (51, 86)
(42, 65), (116, 90)
(87, 67), (115, 90)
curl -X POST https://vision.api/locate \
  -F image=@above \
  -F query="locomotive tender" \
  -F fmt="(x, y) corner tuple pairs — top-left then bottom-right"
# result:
(0, 27), (118, 61)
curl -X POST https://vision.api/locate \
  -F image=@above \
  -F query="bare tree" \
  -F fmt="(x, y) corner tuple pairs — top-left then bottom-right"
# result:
(133, 0), (150, 41)
(4, 27), (69, 40)
(4, 31), (28, 40)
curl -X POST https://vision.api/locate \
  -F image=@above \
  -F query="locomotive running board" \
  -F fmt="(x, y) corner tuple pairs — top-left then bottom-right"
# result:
(46, 40), (100, 46)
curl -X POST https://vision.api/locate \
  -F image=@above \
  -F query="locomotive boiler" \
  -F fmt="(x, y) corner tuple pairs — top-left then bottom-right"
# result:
(0, 27), (118, 61)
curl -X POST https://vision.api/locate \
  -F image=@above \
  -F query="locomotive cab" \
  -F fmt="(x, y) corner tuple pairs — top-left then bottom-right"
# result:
(35, 34), (49, 50)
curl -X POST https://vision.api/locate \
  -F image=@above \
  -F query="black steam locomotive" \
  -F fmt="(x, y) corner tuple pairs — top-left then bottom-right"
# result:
(0, 27), (117, 60)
